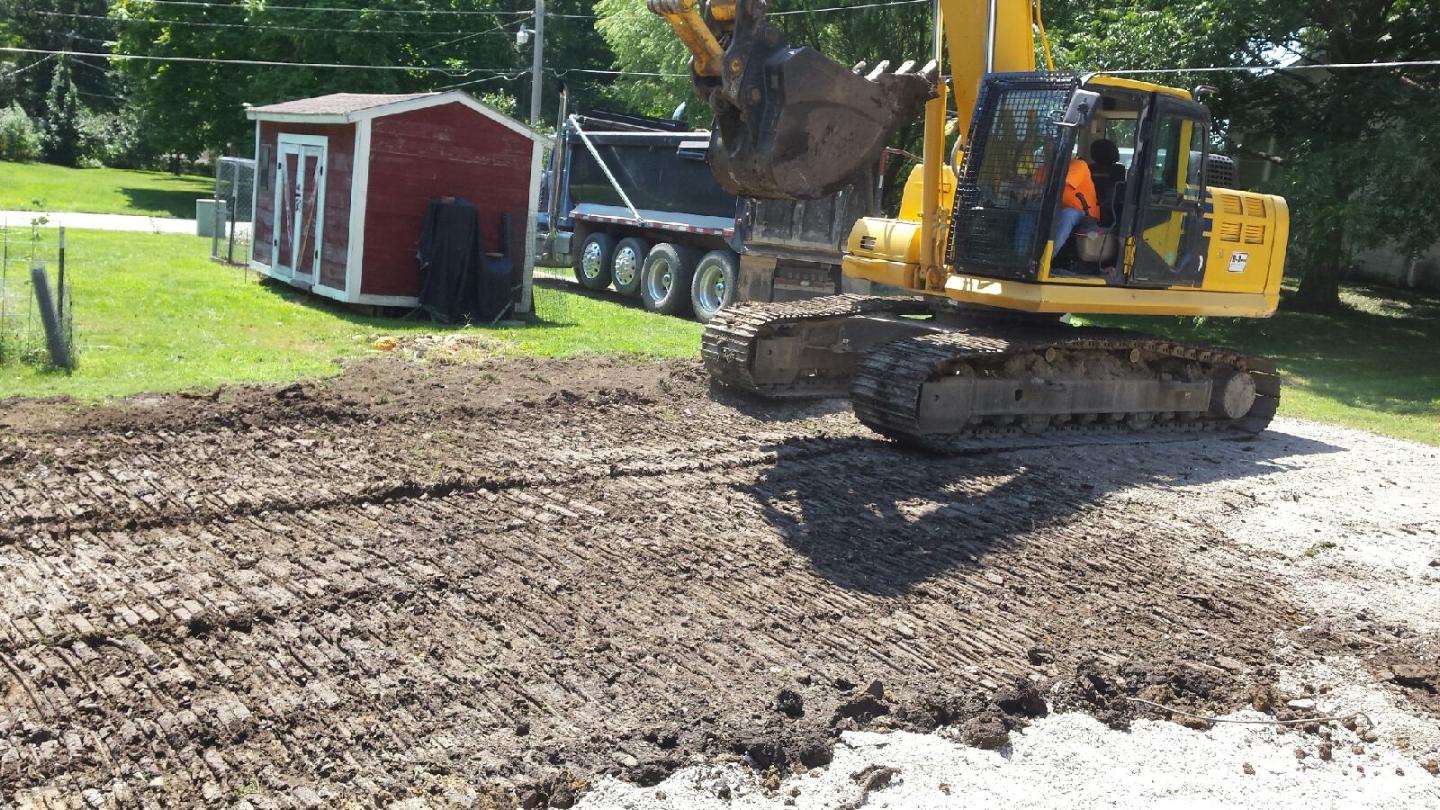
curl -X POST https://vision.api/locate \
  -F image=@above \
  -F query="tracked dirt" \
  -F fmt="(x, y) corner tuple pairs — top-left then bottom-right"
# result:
(1, 356), (1435, 807)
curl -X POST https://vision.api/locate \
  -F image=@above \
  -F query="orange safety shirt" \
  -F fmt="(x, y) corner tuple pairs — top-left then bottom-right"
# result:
(1062, 159), (1098, 218)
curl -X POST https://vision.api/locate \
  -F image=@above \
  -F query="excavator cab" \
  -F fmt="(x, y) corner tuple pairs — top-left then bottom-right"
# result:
(648, 0), (933, 200)
(947, 73), (1214, 288)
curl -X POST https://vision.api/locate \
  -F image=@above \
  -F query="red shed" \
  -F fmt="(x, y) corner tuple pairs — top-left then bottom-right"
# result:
(246, 91), (546, 312)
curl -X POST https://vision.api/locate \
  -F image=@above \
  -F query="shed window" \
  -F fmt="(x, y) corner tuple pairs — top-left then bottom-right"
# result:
(258, 144), (273, 191)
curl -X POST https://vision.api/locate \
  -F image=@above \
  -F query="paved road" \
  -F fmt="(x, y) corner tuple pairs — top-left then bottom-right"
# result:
(0, 209), (251, 237)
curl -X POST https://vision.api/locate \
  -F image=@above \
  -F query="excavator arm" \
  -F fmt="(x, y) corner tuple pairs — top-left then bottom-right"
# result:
(649, 0), (1046, 201)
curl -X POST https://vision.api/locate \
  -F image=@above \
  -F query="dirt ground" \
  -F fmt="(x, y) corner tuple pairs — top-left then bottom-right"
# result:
(1, 353), (1436, 808)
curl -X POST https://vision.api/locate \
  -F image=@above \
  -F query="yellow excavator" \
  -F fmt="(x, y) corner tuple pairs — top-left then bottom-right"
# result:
(650, 0), (1287, 448)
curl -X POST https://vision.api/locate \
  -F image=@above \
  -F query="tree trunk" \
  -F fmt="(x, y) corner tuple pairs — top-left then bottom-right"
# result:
(1292, 225), (1344, 312)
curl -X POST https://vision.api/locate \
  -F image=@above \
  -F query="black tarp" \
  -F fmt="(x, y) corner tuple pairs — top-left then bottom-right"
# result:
(416, 198), (515, 323)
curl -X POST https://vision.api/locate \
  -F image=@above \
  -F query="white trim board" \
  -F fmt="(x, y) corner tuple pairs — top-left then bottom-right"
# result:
(343, 118), (372, 304)
(521, 139), (542, 315)
(353, 293), (420, 307)
(249, 120), (260, 267)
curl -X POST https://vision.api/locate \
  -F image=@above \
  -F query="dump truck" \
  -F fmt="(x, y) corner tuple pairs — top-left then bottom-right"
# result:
(535, 108), (882, 322)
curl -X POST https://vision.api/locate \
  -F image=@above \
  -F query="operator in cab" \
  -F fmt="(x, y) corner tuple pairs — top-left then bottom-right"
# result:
(1052, 156), (1097, 257)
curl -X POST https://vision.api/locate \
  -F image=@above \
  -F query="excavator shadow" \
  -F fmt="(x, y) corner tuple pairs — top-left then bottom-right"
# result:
(736, 427), (1344, 597)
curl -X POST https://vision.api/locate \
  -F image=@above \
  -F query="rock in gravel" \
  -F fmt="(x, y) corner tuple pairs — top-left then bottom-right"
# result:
(1390, 664), (1439, 693)
(960, 712), (1011, 750)
(1243, 762), (1255, 775)
(1215, 655), (1247, 673)
(1026, 646), (1055, 665)
(1318, 742), (1333, 761)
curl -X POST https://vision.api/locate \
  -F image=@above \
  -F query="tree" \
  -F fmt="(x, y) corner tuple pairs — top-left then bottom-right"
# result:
(41, 56), (81, 165)
(0, 0), (122, 115)
(1248, 0), (1440, 311)
(111, 0), (537, 159)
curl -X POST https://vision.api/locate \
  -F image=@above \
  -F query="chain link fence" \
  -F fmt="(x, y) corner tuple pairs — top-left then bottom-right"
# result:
(210, 157), (255, 266)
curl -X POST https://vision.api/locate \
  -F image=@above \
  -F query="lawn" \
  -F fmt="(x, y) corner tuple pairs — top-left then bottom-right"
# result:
(0, 160), (214, 219)
(0, 229), (701, 401)
(1, 227), (1434, 446)
(1080, 285), (1440, 446)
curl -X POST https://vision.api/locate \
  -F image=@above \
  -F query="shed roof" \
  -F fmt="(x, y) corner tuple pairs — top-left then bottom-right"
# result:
(246, 89), (547, 144)
(248, 92), (436, 117)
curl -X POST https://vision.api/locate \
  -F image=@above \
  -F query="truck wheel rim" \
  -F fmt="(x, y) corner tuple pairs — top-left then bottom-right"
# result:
(647, 258), (673, 300)
(614, 247), (640, 286)
(696, 263), (727, 315)
(581, 243), (604, 280)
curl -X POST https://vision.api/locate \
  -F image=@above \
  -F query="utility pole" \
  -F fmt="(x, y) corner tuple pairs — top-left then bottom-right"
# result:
(530, 0), (545, 124)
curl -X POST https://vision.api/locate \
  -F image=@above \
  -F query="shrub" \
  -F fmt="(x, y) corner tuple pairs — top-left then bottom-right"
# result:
(78, 108), (156, 169)
(0, 102), (42, 161)
(41, 59), (82, 166)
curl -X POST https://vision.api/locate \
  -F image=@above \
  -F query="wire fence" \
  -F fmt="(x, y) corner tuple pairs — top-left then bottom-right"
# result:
(0, 220), (76, 372)
(210, 156), (255, 266)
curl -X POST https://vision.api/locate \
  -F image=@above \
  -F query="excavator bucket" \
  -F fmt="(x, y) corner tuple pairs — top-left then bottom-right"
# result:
(658, 0), (933, 200)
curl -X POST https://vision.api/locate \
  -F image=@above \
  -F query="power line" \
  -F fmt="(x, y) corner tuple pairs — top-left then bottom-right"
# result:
(0, 47), (511, 75)
(545, 0), (929, 19)
(420, 14), (532, 53)
(33, 10), (520, 37)
(1102, 59), (1440, 75)
(772, 0), (928, 16)
(128, 0), (531, 16)
(0, 53), (57, 78)
(551, 67), (689, 78)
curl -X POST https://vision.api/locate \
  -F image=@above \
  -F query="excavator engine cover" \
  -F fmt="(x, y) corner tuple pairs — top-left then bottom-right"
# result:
(702, 1), (932, 200)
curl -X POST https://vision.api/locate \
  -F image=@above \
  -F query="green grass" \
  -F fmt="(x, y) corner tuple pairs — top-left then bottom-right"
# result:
(0, 229), (701, 401)
(2, 227), (1434, 447)
(1079, 284), (1440, 446)
(0, 161), (214, 219)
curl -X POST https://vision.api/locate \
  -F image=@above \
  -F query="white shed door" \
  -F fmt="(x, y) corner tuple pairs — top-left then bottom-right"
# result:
(272, 135), (328, 282)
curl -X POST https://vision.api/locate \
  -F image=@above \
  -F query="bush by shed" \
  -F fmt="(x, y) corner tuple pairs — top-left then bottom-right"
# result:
(246, 91), (546, 314)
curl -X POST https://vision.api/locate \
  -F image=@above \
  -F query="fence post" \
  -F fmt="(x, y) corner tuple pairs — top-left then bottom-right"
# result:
(31, 261), (72, 370)
(56, 226), (66, 322)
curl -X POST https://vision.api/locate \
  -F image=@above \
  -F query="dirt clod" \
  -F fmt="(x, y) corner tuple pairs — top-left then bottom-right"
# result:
(777, 689), (805, 719)
(959, 712), (1011, 750)
(993, 679), (1049, 719)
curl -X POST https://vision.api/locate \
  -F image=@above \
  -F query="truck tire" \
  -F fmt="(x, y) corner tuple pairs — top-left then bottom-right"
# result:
(574, 231), (615, 291)
(690, 249), (739, 323)
(611, 236), (649, 297)
(641, 243), (698, 316)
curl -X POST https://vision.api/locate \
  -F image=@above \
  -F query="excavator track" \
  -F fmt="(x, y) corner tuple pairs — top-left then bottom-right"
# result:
(851, 327), (1281, 452)
(702, 295), (1280, 450)
(702, 294), (933, 397)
